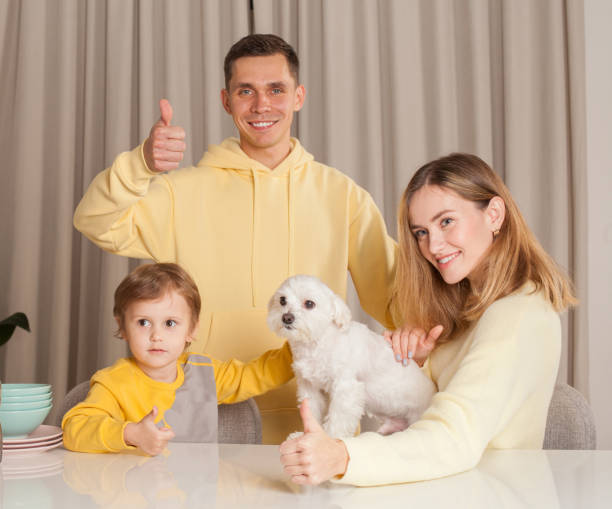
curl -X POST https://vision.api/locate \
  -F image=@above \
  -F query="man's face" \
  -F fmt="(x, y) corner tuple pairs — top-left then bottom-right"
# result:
(221, 53), (305, 167)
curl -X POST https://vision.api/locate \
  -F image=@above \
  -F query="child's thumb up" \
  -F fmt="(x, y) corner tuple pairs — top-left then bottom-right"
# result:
(141, 405), (159, 425)
(300, 399), (324, 434)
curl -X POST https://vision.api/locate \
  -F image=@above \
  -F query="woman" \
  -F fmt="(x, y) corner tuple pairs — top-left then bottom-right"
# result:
(279, 153), (575, 486)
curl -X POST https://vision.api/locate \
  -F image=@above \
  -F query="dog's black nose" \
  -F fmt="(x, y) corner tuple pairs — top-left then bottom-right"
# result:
(282, 313), (294, 325)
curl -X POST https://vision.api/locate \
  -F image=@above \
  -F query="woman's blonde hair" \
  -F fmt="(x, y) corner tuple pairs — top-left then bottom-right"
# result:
(396, 153), (576, 343)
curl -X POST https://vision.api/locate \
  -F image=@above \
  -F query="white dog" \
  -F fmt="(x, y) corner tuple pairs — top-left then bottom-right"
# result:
(267, 274), (436, 439)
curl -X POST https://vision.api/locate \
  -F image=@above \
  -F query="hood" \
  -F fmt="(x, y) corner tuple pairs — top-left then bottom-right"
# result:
(198, 137), (314, 175)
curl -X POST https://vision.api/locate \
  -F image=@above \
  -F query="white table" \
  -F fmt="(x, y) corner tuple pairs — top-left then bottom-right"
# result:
(1, 444), (611, 508)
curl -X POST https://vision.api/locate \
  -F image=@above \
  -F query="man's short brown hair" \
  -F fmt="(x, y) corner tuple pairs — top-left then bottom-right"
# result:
(113, 263), (201, 334)
(224, 33), (299, 89)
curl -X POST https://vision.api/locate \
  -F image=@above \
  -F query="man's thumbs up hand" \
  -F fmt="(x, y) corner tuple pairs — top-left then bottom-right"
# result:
(143, 98), (186, 173)
(159, 98), (173, 126)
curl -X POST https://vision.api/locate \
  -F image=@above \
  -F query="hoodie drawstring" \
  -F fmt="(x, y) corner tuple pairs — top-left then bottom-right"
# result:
(251, 169), (259, 307)
(288, 169), (294, 277)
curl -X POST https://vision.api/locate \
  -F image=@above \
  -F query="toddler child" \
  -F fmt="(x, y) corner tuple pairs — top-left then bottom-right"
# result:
(62, 263), (293, 455)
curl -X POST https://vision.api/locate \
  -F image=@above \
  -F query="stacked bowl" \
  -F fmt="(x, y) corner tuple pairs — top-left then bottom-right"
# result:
(0, 384), (52, 438)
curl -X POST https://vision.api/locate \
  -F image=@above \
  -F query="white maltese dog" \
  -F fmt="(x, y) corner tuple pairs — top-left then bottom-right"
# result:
(267, 274), (436, 439)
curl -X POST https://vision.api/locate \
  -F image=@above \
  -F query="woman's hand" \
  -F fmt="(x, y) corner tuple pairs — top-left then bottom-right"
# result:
(383, 324), (444, 367)
(279, 399), (349, 485)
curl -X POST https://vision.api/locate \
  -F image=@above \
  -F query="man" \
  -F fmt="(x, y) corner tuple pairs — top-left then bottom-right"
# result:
(74, 34), (397, 444)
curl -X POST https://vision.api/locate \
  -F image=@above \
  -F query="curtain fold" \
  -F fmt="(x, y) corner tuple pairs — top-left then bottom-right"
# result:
(563, 0), (588, 396)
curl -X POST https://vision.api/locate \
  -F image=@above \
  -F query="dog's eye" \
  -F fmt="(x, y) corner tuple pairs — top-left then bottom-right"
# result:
(303, 300), (315, 309)
(280, 296), (287, 306)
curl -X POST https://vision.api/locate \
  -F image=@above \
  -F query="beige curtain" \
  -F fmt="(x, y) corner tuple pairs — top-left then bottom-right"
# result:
(0, 0), (250, 424)
(0, 0), (587, 427)
(253, 0), (588, 391)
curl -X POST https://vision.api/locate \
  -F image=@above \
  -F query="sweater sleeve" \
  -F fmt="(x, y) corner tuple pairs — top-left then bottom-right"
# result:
(62, 381), (136, 453)
(213, 342), (294, 404)
(347, 188), (398, 329)
(73, 143), (176, 260)
(335, 297), (560, 486)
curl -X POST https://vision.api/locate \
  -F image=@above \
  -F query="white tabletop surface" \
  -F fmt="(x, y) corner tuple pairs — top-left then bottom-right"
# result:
(1, 443), (611, 508)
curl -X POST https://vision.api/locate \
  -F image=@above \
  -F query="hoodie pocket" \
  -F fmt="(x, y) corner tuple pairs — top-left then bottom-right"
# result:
(202, 308), (285, 362)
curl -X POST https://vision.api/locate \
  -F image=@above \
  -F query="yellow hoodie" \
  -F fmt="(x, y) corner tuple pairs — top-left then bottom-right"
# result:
(74, 137), (398, 443)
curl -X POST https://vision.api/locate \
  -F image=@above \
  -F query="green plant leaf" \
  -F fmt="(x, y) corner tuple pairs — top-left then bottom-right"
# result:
(0, 312), (31, 347)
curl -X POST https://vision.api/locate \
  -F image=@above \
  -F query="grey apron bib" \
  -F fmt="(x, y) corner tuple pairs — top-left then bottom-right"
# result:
(159, 354), (218, 443)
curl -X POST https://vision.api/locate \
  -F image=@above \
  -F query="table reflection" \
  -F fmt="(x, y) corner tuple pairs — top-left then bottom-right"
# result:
(1, 444), (610, 508)
(61, 445), (219, 508)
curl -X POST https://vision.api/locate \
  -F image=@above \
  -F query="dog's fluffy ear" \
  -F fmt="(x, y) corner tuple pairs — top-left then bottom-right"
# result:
(267, 293), (276, 311)
(332, 295), (352, 330)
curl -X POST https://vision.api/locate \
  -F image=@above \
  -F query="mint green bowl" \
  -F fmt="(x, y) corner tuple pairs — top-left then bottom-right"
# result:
(1, 392), (53, 403)
(1, 384), (51, 396)
(0, 398), (53, 411)
(0, 405), (52, 437)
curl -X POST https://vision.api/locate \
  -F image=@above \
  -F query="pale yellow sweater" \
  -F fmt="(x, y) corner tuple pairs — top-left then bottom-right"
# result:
(337, 286), (561, 486)
(73, 138), (397, 443)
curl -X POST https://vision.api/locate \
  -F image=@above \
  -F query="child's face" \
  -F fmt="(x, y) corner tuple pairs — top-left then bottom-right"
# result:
(118, 290), (196, 383)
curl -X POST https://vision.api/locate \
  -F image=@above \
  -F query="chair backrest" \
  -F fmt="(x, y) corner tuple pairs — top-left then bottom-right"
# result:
(57, 381), (262, 444)
(218, 398), (262, 444)
(544, 382), (596, 450)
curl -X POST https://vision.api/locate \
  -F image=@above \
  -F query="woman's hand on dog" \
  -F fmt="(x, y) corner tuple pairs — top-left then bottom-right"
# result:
(384, 324), (444, 367)
(279, 399), (349, 485)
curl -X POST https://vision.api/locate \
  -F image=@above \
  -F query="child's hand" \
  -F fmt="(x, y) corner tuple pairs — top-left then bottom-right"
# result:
(124, 406), (175, 456)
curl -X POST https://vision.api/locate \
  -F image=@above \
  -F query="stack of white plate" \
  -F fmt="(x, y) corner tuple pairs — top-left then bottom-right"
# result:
(2, 424), (63, 457)
(1, 425), (64, 479)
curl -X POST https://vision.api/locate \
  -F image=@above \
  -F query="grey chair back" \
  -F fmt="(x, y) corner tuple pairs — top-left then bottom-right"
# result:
(544, 382), (596, 450)
(57, 380), (262, 444)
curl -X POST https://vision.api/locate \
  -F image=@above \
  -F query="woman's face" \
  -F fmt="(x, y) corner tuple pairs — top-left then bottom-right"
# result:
(408, 185), (502, 284)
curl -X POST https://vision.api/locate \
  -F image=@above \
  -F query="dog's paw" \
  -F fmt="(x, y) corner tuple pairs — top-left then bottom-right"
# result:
(286, 431), (304, 441)
(376, 417), (410, 435)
